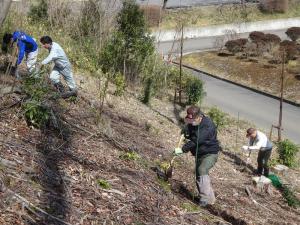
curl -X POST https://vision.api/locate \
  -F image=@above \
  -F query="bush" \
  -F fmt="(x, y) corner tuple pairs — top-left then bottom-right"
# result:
(282, 186), (300, 208)
(286, 27), (300, 41)
(263, 33), (281, 44)
(207, 107), (227, 129)
(225, 38), (248, 53)
(142, 77), (153, 105)
(259, 0), (289, 13)
(21, 74), (54, 129)
(249, 31), (265, 43)
(277, 139), (299, 167)
(113, 72), (126, 96)
(23, 101), (49, 128)
(99, 0), (155, 83)
(185, 77), (205, 105)
(140, 55), (170, 101)
(280, 40), (298, 61)
(28, 0), (48, 22)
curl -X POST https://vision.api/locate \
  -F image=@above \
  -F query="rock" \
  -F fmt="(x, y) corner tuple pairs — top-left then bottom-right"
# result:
(272, 164), (289, 175)
(252, 176), (272, 194)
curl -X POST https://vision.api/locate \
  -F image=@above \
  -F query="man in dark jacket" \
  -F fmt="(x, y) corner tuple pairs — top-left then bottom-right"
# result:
(174, 106), (220, 206)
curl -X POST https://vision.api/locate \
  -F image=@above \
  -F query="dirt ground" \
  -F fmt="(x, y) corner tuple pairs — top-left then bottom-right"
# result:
(182, 52), (300, 104)
(0, 68), (300, 225)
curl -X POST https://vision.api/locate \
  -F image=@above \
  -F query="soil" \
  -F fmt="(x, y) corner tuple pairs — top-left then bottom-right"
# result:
(0, 67), (299, 225)
(182, 52), (300, 104)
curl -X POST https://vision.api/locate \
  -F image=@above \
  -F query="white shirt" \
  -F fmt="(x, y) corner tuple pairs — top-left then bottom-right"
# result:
(41, 42), (70, 69)
(248, 130), (272, 151)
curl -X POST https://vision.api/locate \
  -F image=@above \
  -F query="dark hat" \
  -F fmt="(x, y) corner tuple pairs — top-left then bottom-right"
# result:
(246, 128), (256, 138)
(185, 106), (203, 123)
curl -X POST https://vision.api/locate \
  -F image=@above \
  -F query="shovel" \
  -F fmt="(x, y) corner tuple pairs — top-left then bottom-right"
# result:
(164, 134), (185, 179)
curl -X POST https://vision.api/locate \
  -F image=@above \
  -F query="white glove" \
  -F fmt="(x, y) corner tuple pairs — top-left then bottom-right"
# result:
(241, 145), (249, 151)
(248, 146), (260, 150)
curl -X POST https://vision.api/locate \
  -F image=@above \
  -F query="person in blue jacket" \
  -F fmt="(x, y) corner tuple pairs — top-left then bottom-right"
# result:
(2, 31), (38, 78)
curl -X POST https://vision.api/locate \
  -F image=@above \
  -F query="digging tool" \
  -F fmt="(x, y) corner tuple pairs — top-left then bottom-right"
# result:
(164, 134), (185, 179)
(240, 145), (252, 172)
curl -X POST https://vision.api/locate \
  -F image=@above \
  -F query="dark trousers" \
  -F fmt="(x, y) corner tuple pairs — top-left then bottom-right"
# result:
(257, 149), (272, 176)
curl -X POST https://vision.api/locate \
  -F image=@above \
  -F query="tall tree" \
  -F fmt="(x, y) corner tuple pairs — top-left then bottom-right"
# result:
(0, 0), (12, 28)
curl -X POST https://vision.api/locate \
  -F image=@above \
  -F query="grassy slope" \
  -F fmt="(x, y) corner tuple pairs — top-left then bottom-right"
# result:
(155, 3), (300, 30)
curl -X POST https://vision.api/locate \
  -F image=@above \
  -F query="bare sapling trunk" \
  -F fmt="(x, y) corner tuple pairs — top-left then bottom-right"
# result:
(0, 0), (12, 28)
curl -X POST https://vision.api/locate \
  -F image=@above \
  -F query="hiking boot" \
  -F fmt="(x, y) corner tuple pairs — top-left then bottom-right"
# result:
(54, 82), (65, 93)
(199, 200), (209, 207)
(61, 89), (78, 99)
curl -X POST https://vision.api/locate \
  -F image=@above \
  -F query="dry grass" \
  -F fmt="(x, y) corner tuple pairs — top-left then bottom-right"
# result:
(0, 68), (299, 224)
(182, 52), (300, 103)
(154, 3), (300, 30)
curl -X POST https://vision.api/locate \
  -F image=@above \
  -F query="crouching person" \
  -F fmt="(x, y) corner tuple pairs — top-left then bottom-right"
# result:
(243, 128), (273, 177)
(174, 106), (220, 207)
(2, 31), (38, 78)
(40, 36), (77, 97)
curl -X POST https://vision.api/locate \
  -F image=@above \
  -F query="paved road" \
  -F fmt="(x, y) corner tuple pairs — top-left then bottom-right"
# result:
(156, 29), (288, 55)
(158, 28), (299, 143)
(192, 70), (300, 144)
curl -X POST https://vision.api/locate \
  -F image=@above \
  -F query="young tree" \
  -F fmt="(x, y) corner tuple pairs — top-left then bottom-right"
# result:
(100, 0), (154, 83)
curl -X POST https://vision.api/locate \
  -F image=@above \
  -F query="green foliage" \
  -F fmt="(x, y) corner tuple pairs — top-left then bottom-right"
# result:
(268, 158), (280, 168)
(113, 72), (126, 96)
(99, 0), (155, 82)
(186, 77), (205, 105)
(23, 101), (49, 129)
(207, 107), (228, 129)
(119, 151), (140, 161)
(97, 179), (111, 189)
(156, 177), (171, 192)
(22, 75), (53, 128)
(28, 0), (48, 22)
(79, 1), (104, 37)
(23, 76), (49, 101)
(140, 55), (171, 99)
(277, 139), (299, 167)
(181, 202), (200, 212)
(282, 186), (300, 208)
(142, 77), (153, 105)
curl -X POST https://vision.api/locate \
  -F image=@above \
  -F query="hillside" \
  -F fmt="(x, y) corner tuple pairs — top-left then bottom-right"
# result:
(1, 69), (299, 225)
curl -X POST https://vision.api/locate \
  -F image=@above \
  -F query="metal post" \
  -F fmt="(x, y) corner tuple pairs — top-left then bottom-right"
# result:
(278, 51), (285, 142)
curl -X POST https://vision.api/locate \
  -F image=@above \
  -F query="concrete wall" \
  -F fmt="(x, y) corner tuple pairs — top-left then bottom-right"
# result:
(153, 18), (300, 42)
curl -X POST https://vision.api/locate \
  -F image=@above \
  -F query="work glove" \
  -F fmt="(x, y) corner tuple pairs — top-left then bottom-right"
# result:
(181, 125), (190, 139)
(173, 147), (183, 156)
(241, 145), (249, 151)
